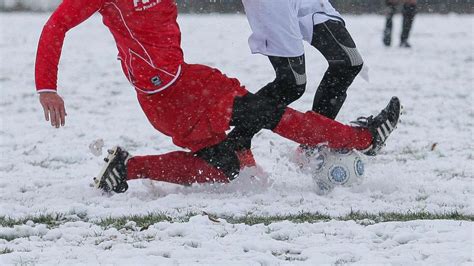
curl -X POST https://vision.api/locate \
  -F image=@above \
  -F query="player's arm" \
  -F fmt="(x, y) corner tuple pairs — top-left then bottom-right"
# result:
(35, 0), (103, 128)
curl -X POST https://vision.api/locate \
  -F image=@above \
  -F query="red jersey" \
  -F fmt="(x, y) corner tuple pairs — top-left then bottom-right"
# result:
(35, 0), (184, 94)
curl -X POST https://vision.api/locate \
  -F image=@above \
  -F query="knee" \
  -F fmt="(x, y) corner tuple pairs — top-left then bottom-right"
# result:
(335, 46), (364, 69)
(265, 55), (307, 106)
(277, 79), (306, 105)
(256, 78), (306, 106)
(231, 93), (286, 131)
(328, 61), (363, 81)
(348, 62), (363, 76)
(293, 82), (307, 101)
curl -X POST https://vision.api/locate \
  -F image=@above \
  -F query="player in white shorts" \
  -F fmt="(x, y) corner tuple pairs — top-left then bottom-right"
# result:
(241, 0), (363, 117)
(231, 0), (365, 152)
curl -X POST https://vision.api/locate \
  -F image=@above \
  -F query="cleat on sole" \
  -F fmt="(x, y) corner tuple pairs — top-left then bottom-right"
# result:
(94, 146), (130, 193)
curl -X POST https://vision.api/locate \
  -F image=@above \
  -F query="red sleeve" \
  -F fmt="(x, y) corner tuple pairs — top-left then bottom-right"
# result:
(35, 0), (104, 92)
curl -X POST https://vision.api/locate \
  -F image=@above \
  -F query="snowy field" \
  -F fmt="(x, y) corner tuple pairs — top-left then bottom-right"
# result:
(0, 13), (473, 264)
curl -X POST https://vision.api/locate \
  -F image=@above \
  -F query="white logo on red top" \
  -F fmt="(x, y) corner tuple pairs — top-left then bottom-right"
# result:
(133, 0), (161, 11)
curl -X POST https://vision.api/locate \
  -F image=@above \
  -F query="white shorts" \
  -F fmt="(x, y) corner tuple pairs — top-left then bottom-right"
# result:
(242, 0), (342, 57)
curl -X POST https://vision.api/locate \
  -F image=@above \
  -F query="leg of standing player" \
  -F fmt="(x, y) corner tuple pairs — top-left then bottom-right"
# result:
(307, 19), (364, 119)
(235, 0), (366, 152)
(297, 1), (364, 120)
(384, 0), (399, 46)
(234, 0), (308, 151)
(228, 55), (307, 151)
(241, 0), (308, 108)
(244, 0), (364, 121)
(400, 0), (417, 47)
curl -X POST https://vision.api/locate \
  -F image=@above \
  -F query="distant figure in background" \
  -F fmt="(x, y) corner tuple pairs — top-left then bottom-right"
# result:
(383, 0), (417, 48)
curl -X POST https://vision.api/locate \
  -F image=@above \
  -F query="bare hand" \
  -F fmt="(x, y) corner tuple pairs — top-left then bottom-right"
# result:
(39, 92), (67, 128)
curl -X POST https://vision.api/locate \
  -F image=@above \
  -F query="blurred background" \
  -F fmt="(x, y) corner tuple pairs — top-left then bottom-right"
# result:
(0, 0), (472, 13)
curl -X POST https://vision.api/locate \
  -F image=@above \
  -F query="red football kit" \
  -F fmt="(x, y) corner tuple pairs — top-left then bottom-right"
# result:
(36, 0), (183, 94)
(36, 0), (247, 151)
(36, 0), (372, 184)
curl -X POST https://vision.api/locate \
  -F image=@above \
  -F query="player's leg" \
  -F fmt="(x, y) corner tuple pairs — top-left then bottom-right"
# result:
(95, 135), (261, 193)
(127, 148), (256, 185)
(255, 55), (307, 107)
(229, 92), (392, 152)
(400, 0), (417, 47)
(238, 1), (310, 152)
(310, 19), (364, 119)
(242, 0), (307, 107)
(384, 0), (398, 46)
(94, 147), (232, 193)
(127, 150), (234, 184)
(228, 55), (307, 152)
(95, 147), (258, 193)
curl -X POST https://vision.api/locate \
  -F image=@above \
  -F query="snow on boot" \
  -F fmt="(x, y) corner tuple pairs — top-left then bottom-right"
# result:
(94, 146), (131, 193)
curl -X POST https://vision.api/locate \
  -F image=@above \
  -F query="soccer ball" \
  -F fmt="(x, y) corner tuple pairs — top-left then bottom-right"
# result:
(293, 145), (366, 195)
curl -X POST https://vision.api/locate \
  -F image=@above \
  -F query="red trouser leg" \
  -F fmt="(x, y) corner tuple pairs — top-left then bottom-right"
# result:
(126, 151), (229, 185)
(273, 108), (373, 150)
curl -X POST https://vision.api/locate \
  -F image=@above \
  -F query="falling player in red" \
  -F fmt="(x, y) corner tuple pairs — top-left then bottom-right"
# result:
(36, 0), (401, 193)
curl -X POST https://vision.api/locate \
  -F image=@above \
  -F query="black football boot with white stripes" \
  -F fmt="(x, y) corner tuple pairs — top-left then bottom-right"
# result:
(94, 146), (131, 193)
(352, 97), (402, 156)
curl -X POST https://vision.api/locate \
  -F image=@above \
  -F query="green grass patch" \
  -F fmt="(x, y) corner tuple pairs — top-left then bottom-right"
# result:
(0, 213), (67, 228)
(0, 211), (472, 230)
(97, 213), (174, 229)
(222, 212), (332, 225)
(341, 210), (471, 223)
(220, 210), (473, 226)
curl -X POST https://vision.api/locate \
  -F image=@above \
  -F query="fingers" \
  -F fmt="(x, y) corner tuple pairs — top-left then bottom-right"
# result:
(49, 105), (56, 127)
(42, 103), (66, 128)
(40, 102), (53, 126)
(52, 106), (65, 128)
(39, 93), (66, 128)
(52, 106), (59, 128)
(42, 104), (50, 122)
(59, 105), (66, 127)
(55, 106), (64, 128)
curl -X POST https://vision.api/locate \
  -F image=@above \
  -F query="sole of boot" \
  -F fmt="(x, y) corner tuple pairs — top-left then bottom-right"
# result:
(93, 146), (120, 190)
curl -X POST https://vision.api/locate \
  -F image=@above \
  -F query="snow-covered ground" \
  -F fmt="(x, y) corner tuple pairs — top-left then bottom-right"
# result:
(0, 13), (473, 264)
(0, 218), (471, 265)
